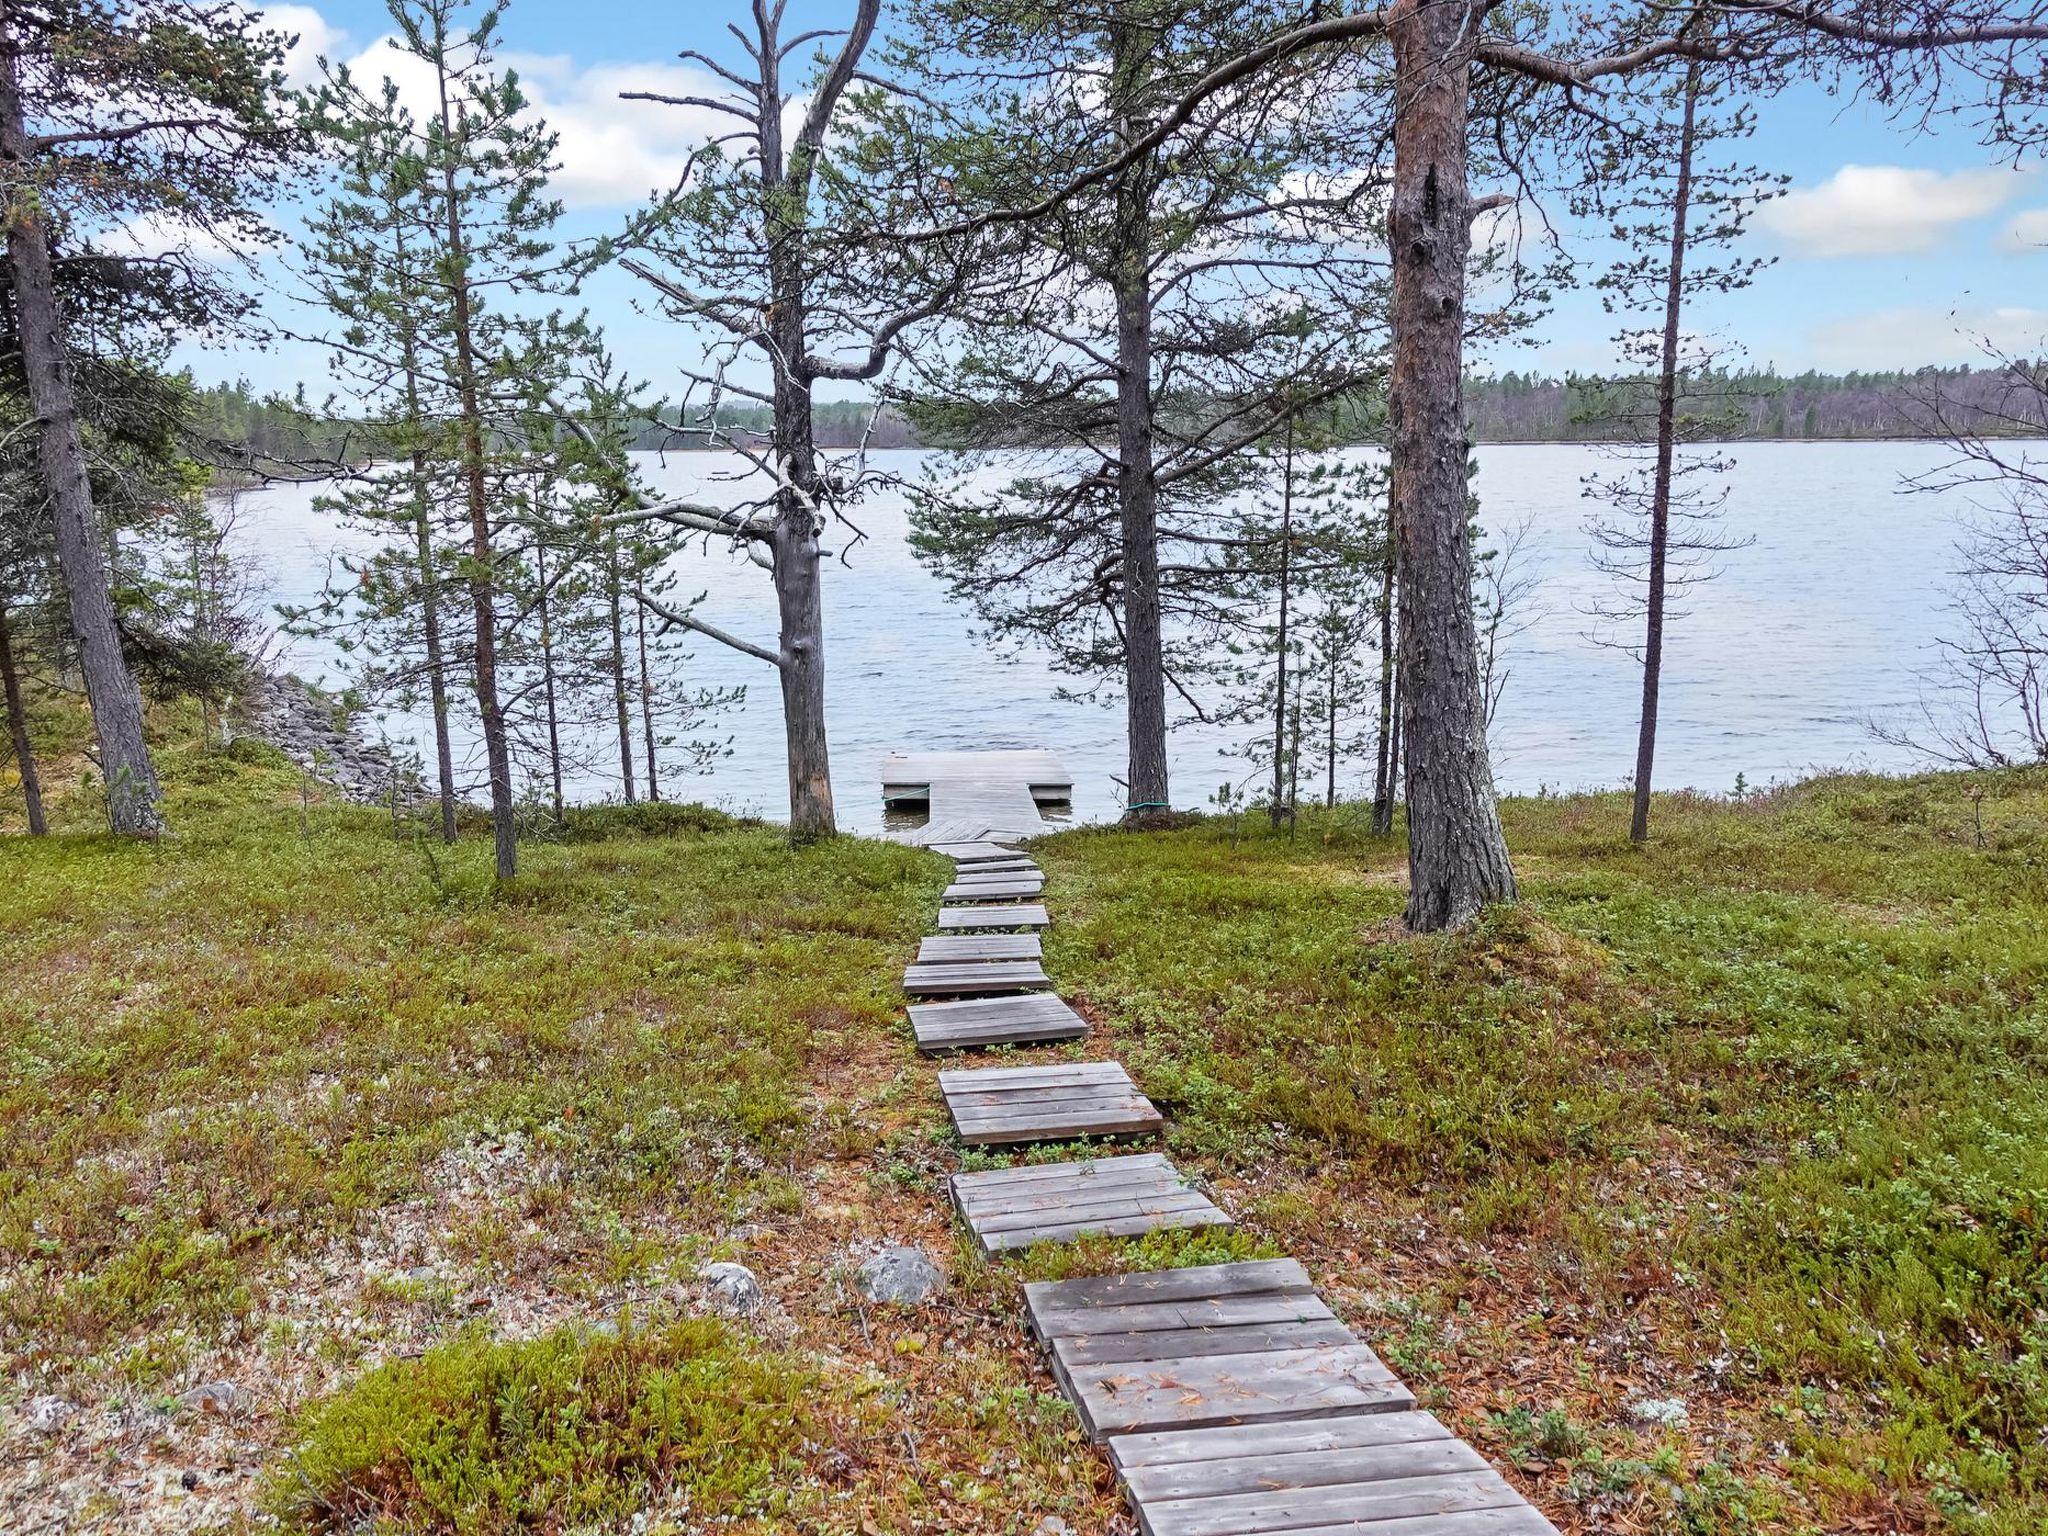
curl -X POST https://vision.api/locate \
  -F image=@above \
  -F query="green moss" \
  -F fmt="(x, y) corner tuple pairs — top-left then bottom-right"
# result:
(269, 1318), (834, 1534)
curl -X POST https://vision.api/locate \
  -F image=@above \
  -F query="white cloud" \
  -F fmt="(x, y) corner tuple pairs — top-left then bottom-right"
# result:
(1803, 304), (2048, 369)
(2002, 207), (2048, 251)
(331, 26), (773, 210)
(1755, 164), (2024, 257)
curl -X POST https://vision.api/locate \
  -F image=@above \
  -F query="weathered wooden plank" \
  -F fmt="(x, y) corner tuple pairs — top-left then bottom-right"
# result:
(1059, 1318), (1359, 1367)
(1261, 1510), (1559, 1536)
(1117, 1432), (1485, 1503)
(1060, 1342), (1415, 1439)
(1132, 1468), (1523, 1536)
(902, 960), (1051, 996)
(951, 1153), (1230, 1254)
(1032, 1291), (1342, 1340)
(937, 1060), (1121, 1092)
(982, 1203), (1234, 1253)
(936, 903), (1050, 930)
(927, 841), (1020, 861)
(1024, 1259), (1312, 1320)
(917, 933), (1043, 963)
(1108, 1409), (1454, 1470)
(951, 855), (1039, 873)
(939, 1059), (1163, 1145)
(942, 877), (1046, 902)
(909, 991), (1086, 1052)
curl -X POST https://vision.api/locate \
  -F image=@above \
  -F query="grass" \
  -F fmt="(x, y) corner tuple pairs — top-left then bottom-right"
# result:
(3, 711), (2046, 1533)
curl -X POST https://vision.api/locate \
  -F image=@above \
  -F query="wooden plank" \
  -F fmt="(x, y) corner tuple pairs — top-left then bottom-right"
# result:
(1024, 1259), (1312, 1319)
(936, 904), (1049, 930)
(1108, 1410), (1454, 1470)
(927, 841), (1020, 861)
(942, 877), (1046, 903)
(1118, 1432), (1484, 1503)
(1060, 1343), (1415, 1439)
(1032, 1291), (1343, 1340)
(917, 933), (1042, 963)
(1257, 1511), (1558, 1536)
(939, 1060), (1163, 1145)
(951, 855), (1038, 873)
(1060, 1318), (1358, 1367)
(937, 1060), (1120, 1091)
(951, 1153), (1230, 1255)
(983, 1204), (1234, 1253)
(909, 991), (1086, 1052)
(902, 960), (1050, 996)
(1131, 1468), (1523, 1536)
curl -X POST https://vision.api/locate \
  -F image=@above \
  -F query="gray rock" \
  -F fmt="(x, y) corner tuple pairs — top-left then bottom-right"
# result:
(1625, 1395), (1689, 1428)
(1033, 1520), (1075, 1536)
(698, 1261), (766, 1316)
(176, 1380), (252, 1419)
(25, 1395), (77, 1435)
(854, 1244), (943, 1306)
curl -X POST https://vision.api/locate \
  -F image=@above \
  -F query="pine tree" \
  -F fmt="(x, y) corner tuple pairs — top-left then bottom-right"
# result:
(0, 0), (300, 833)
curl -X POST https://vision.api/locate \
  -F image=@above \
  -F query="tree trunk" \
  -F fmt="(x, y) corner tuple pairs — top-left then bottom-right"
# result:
(635, 578), (660, 803)
(1387, 0), (1517, 930)
(1111, 35), (1170, 818)
(607, 534), (636, 804)
(1270, 416), (1295, 827)
(405, 453), (459, 844)
(536, 540), (565, 826)
(434, 34), (516, 880)
(1632, 70), (1699, 845)
(759, 47), (836, 845)
(1325, 643), (1338, 809)
(0, 17), (162, 836)
(1372, 537), (1397, 835)
(0, 599), (46, 834)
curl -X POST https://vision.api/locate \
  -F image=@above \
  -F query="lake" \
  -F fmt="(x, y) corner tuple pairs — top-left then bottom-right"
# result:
(234, 441), (1999, 834)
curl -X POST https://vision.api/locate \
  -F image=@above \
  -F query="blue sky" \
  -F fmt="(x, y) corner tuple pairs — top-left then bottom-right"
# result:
(202, 0), (2048, 397)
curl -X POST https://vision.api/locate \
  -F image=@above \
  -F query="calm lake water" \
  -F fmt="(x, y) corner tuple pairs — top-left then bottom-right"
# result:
(235, 441), (1999, 834)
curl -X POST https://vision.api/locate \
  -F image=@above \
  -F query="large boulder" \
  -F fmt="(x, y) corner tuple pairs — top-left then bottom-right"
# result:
(853, 1244), (943, 1306)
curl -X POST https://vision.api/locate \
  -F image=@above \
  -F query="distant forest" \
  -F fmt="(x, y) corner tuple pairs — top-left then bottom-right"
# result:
(188, 363), (2047, 467)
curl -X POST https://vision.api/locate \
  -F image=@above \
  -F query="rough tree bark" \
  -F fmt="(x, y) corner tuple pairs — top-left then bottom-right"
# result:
(1631, 70), (1699, 845)
(401, 332), (459, 843)
(0, 598), (46, 833)
(759, 32), (836, 844)
(1386, 0), (1518, 929)
(1270, 414), (1296, 826)
(1111, 24), (1170, 817)
(433, 63), (517, 881)
(1372, 537), (1397, 834)
(0, 13), (163, 835)
(606, 533), (636, 803)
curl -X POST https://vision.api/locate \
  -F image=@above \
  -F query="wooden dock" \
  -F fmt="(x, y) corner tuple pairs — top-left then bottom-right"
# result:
(882, 749), (1072, 846)
(887, 746), (1560, 1536)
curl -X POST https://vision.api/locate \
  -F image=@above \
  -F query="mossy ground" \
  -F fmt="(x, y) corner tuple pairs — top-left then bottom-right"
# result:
(2, 718), (2044, 1534)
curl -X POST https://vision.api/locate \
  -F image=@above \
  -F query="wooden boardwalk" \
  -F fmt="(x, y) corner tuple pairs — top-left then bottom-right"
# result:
(887, 745), (1558, 1536)
(938, 1060), (1163, 1145)
(950, 1153), (1230, 1253)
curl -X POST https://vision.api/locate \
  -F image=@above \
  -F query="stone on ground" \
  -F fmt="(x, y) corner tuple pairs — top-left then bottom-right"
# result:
(854, 1244), (944, 1305)
(697, 1261), (767, 1316)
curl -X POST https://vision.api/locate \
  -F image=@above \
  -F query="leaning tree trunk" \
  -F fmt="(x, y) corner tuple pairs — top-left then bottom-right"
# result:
(0, 42), (162, 834)
(1632, 70), (1699, 845)
(1386, 0), (1517, 930)
(0, 598), (46, 834)
(409, 449), (459, 843)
